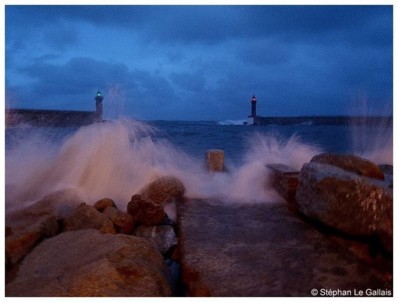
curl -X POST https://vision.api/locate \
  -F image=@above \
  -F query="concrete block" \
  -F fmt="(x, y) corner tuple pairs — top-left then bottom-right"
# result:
(205, 149), (224, 172)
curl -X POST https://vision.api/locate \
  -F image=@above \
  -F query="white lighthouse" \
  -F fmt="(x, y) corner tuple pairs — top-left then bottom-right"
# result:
(247, 95), (257, 125)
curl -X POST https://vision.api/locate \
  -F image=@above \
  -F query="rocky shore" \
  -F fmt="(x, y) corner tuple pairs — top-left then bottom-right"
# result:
(5, 153), (393, 297)
(6, 176), (185, 296)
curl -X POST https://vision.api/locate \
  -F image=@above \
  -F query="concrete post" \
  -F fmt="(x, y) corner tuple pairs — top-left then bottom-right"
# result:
(205, 149), (224, 172)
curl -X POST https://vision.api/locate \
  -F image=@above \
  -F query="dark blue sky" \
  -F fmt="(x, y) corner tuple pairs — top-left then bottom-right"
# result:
(5, 5), (393, 121)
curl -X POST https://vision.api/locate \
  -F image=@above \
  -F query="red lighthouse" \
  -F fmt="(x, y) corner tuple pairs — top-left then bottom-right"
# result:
(249, 95), (257, 118)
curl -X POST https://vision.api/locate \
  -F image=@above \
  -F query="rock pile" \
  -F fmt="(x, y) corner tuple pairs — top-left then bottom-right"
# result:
(5, 176), (186, 297)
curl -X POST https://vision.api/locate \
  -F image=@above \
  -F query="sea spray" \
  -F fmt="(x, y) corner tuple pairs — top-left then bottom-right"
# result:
(6, 119), (326, 213)
(351, 122), (393, 165)
(348, 98), (393, 165)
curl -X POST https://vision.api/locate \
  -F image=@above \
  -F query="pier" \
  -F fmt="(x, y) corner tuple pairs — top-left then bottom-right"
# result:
(246, 95), (392, 126)
(5, 91), (104, 127)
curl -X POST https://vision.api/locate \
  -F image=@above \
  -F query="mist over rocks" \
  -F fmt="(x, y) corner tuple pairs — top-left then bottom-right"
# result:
(310, 153), (385, 180)
(93, 198), (118, 212)
(127, 175), (186, 226)
(4, 173), (392, 296)
(6, 229), (172, 297)
(138, 176), (186, 204)
(133, 225), (178, 255)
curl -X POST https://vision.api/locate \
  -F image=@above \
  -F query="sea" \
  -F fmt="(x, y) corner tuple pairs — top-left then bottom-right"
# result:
(5, 118), (393, 214)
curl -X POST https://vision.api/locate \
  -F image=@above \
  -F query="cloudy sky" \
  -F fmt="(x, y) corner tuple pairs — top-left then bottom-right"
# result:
(5, 5), (392, 121)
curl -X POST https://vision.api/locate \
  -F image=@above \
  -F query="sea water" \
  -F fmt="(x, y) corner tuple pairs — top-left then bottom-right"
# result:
(5, 118), (392, 212)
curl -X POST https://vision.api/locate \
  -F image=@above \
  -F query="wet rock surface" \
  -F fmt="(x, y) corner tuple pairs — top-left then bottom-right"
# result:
(103, 206), (134, 234)
(127, 194), (166, 226)
(177, 199), (392, 297)
(5, 189), (83, 267)
(6, 229), (172, 297)
(63, 203), (117, 234)
(296, 162), (392, 253)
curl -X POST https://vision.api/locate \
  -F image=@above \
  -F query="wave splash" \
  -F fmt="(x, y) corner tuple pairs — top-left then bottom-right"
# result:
(8, 117), (390, 212)
(5, 119), (324, 211)
(217, 119), (247, 126)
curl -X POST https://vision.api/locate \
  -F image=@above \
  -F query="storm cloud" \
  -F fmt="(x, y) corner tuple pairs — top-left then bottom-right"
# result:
(5, 5), (392, 120)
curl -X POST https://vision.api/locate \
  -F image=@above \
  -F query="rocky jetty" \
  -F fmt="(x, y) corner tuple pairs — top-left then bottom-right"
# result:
(5, 153), (393, 297)
(5, 175), (185, 297)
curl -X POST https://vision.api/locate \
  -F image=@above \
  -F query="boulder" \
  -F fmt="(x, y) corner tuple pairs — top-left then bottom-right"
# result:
(6, 229), (172, 297)
(127, 194), (166, 226)
(296, 162), (392, 252)
(205, 149), (224, 172)
(93, 198), (117, 212)
(103, 206), (135, 234)
(6, 215), (58, 267)
(311, 153), (385, 180)
(63, 203), (116, 234)
(133, 225), (178, 254)
(138, 176), (185, 204)
(5, 189), (83, 267)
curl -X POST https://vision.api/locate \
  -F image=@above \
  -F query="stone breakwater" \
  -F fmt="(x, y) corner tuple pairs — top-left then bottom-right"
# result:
(5, 153), (393, 297)
(6, 176), (185, 296)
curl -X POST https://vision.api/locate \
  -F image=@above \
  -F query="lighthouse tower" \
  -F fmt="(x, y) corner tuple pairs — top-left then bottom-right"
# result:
(248, 95), (257, 125)
(95, 90), (103, 121)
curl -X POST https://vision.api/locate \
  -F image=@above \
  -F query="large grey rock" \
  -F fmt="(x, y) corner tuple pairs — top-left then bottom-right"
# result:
(177, 200), (391, 296)
(133, 225), (177, 254)
(63, 203), (116, 234)
(138, 176), (185, 204)
(296, 162), (392, 252)
(127, 194), (166, 226)
(5, 189), (83, 266)
(6, 229), (172, 297)
(311, 153), (385, 180)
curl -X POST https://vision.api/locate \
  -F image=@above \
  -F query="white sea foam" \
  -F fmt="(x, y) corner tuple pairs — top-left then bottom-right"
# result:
(217, 119), (247, 125)
(5, 119), (325, 212)
(6, 116), (390, 214)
